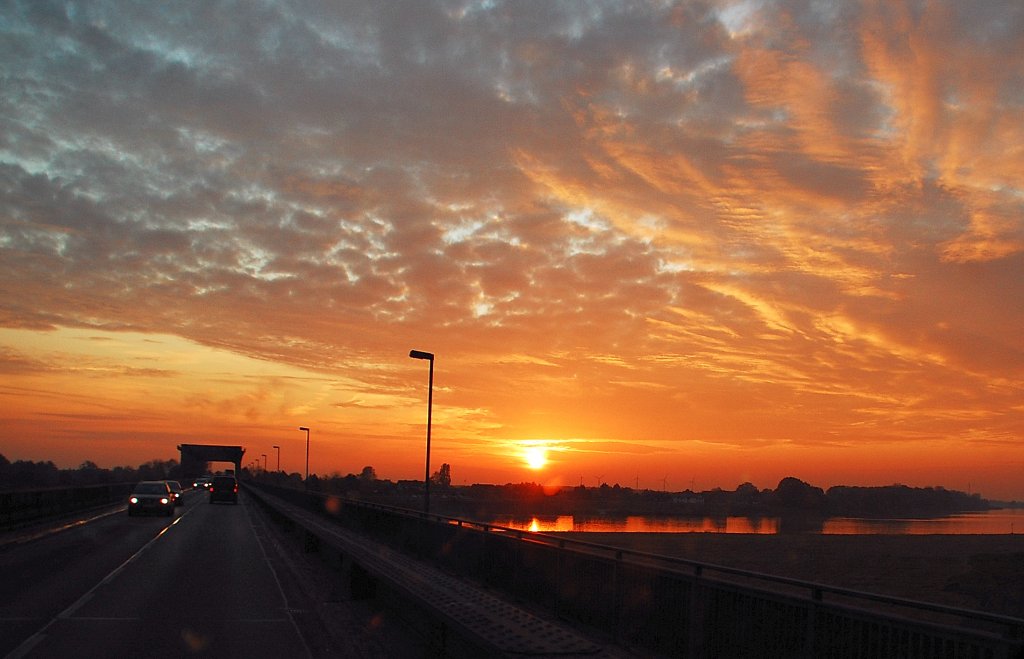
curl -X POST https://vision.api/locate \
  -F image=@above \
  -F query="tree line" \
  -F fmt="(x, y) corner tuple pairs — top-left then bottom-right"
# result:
(0, 454), (182, 490)
(387, 476), (992, 519)
(248, 462), (454, 496)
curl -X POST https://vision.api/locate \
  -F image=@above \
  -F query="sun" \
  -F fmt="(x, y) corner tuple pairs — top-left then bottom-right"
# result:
(524, 446), (548, 470)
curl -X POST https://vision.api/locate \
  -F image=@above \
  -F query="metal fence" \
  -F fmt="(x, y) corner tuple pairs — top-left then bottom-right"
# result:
(250, 482), (1024, 658)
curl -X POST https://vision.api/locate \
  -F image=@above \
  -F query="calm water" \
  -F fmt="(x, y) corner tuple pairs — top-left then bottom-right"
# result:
(487, 508), (1024, 535)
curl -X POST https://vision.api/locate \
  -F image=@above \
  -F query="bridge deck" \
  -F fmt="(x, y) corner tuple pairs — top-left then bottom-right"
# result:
(250, 488), (624, 658)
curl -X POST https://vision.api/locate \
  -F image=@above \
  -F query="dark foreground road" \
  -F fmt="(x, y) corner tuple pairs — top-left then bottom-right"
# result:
(0, 489), (417, 658)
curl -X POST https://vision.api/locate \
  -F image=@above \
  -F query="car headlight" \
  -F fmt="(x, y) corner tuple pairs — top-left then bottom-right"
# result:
(130, 496), (139, 504)
(160, 497), (169, 504)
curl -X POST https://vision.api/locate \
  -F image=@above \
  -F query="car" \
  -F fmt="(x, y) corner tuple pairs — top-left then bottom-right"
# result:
(192, 476), (212, 490)
(165, 480), (184, 506)
(128, 481), (175, 516)
(208, 475), (238, 504)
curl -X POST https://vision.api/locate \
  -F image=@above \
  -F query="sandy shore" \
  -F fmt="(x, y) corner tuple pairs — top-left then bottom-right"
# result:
(552, 532), (1024, 618)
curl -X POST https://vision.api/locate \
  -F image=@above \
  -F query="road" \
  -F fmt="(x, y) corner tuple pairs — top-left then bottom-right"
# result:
(1, 488), (328, 658)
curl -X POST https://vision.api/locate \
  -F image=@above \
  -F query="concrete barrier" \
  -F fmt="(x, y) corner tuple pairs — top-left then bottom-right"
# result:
(0, 483), (132, 530)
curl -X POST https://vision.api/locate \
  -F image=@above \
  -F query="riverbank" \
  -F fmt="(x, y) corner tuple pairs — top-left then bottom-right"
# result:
(552, 532), (1024, 618)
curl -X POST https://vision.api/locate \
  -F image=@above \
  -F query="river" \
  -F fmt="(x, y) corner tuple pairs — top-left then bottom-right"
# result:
(485, 507), (1024, 534)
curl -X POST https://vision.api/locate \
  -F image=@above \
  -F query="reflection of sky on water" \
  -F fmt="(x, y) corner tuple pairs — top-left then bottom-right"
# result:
(490, 509), (1024, 535)
(499, 515), (780, 534)
(822, 510), (1024, 535)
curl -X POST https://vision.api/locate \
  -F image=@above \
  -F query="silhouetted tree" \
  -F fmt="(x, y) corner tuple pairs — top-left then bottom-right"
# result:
(774, 477), (826, 511)
(359, 466), (377, 482)
(137, 459), (178, 481)
(73, 460), (104, 485)
(431, 463), (452, 490)
(730, 482), (762, 512)
(735, 482), (759, 499)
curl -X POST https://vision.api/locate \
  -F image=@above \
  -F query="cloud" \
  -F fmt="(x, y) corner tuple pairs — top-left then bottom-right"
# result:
(1, 1), (1023, 493)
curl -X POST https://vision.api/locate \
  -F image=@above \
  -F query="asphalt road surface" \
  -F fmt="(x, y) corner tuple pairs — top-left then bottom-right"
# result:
(1, 488), (327, 658)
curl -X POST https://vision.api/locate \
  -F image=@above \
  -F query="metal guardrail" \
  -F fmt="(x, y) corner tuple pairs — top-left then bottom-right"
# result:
(246, 484), (620, 657)
(447, 516), (1024, 628)
(250, 482), (1024, 658)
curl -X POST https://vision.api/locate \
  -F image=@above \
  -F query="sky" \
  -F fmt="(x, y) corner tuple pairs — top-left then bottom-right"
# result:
(2, 1), (1023, 499)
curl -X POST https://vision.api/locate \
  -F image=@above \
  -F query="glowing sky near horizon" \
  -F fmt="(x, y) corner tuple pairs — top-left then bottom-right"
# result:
(1, 1), (1023, 498)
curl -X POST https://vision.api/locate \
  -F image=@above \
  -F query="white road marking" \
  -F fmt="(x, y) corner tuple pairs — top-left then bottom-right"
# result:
(246, 502), (314, 659)
(5, 506), (194, 659)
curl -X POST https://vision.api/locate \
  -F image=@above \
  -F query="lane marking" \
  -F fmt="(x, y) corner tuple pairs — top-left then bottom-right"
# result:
(0, 508), (124, 550)
(44, 616), (288, 623)
(57, 593), (93, 619)
(246, 503), (313, 659)
(1, 490), (203, 549)
(94, 509), (191, 589)
(5, 505), (195, 659)
(5, 635), (43, 659)
(57, 616), (141, 622)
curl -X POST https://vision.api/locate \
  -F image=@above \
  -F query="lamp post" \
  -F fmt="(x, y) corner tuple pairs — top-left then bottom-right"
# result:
(408, 349), (434, 514)
(261, 454), (267, 474)
(299, 427), (310, 485)
(272, 445), (280, 472)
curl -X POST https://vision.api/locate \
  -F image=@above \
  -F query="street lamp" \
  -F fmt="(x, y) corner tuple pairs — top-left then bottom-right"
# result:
(261, 453), (267, 474)
(408, 349), (434, 514)
(299, 427), (310, 484)
(272, 445), (280, 472)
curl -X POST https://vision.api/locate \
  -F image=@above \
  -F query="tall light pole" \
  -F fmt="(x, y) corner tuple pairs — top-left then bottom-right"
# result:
(408, 349), (434, 514)
(261, 454), (267, 474)
(299, 427), (310, 485)
(272, 445), (280, 472)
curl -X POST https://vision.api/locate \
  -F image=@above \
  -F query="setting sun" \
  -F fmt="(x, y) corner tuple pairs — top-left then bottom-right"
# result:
(524, 447), (548, 470)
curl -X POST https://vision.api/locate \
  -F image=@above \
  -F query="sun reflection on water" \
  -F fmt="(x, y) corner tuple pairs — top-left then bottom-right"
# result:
(488, 510), (1024, 535)
(506, 516), (780, 534)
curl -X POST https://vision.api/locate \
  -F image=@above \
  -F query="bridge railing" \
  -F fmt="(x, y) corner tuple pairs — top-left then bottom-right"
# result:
(249, 482), (1024, 658)
(0, 483), (133, 530)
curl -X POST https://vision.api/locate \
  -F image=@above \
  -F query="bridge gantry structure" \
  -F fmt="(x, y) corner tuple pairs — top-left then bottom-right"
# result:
(177, 443), (245, 479)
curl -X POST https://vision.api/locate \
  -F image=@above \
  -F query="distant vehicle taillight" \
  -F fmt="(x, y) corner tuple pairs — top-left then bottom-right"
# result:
(233, 484), (238, 492)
